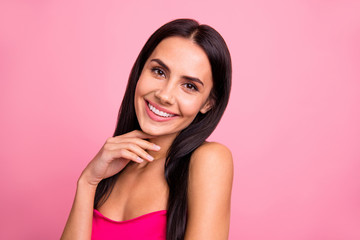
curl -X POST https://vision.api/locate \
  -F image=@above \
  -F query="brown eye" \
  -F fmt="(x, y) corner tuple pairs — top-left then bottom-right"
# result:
(151, 67), (166, 77)
(184, 83), (198, 91)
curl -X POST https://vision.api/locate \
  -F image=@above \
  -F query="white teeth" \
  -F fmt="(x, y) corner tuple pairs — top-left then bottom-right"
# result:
(148, 102), (175, 118)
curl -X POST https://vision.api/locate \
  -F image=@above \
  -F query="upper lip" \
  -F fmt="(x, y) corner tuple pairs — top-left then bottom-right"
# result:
(146, 99), (178, 116)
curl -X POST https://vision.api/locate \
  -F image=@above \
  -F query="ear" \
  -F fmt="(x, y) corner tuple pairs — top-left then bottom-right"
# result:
(200, 98), (213, 114)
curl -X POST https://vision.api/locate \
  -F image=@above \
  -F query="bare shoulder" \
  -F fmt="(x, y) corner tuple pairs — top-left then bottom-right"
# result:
(185, 142), (233, 239)
(190, 141), (233, 172)
(194, 141), (232, 155)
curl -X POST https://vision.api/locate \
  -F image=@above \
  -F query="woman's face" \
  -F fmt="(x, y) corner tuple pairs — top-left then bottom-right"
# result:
(134, 36), (213, 138)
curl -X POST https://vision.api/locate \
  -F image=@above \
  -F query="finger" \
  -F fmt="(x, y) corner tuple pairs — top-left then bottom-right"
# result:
(108, 130), (155, 144)
(108, 138), (161, 151)
(129, 138), (161, 151)
(110, 148), (145, 163)
(122, 130), (155, 139)
(106, 142), (155, 162)
(126, 143), (155, 161)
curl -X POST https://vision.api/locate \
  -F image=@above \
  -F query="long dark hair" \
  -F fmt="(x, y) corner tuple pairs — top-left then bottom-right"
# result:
(94, 18), (232, 240)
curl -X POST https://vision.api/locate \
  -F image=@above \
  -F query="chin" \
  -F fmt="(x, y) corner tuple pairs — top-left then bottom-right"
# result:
(139, 122), (182, 138)
(140, 125), (169, 137)
(140, 127), (159, 136)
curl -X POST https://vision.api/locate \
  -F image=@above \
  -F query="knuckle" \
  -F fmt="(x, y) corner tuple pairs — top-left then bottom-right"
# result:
(127, 143), (136, 150)
(142, 151), (149, 158)
(127, 151), (135, 160)
(139, 138), (148, 145)
(118, 149), (126, 157)
(133, 153), (140, 161)
(103, 143), (111, 151)
(136, 139), (146, 147)
(136, 129), (145, 135)
(133, 130), (140, 135)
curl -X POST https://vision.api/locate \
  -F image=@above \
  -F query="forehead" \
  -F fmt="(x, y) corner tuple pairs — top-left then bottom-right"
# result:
(147, 36), (213, 85)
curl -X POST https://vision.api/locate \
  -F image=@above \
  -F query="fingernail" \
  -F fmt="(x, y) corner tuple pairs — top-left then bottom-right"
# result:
(147, 155), (154, 161)
(153, 144), (161, 150)
(137, 157), (144, 163)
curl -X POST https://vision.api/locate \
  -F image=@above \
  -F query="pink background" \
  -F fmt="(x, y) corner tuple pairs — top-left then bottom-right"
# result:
(1, 0), (359, 239)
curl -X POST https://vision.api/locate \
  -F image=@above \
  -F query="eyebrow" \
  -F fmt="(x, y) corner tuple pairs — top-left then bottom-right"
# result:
(150, 58), (204, 86)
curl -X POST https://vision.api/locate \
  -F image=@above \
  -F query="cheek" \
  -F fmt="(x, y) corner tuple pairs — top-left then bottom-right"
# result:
(178, 96), (205, 117)
(136, 76), (155, 97)
(134, 78), (149, 113)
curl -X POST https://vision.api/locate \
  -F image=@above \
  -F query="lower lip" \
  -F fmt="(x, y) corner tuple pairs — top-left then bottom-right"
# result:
(145, 100), (178, 122)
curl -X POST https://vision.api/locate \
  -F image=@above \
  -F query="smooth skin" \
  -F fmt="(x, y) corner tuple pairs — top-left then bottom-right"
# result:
(61, 36), (233, 240)
(60, 130), (161, 240)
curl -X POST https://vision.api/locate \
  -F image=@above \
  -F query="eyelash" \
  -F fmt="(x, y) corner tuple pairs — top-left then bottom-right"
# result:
(151, 67), (166, 77)
(184, 83), (198, 91)
(150, 67), (199, 92)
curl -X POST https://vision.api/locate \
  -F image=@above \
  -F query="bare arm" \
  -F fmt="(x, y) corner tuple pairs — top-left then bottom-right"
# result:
(60, 130), (159, 239)
(185, 142), (234, 240)
(60, 174), (97, 240)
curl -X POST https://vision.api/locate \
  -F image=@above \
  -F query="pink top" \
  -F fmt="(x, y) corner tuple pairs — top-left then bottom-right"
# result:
(91, 209), (167, 240)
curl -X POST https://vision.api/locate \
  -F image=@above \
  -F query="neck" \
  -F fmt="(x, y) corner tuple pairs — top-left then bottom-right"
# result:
(147, 133), (177, 160)
(133, 132), (178, 169)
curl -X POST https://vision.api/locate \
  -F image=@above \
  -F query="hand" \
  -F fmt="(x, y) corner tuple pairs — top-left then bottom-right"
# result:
(79, 130), (161, 186)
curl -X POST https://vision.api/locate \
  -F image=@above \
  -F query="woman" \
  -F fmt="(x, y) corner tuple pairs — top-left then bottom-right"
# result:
(61, 18), (233, 240)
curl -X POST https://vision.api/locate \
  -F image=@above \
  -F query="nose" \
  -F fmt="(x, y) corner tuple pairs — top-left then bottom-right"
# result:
(154, 82), (176, 105)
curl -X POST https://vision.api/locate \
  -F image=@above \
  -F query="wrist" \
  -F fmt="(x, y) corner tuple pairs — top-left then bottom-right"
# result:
(77, 172), (98, 191)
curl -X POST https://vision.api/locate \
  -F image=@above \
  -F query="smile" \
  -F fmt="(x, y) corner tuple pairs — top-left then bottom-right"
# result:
(144, 100), (179, 122)
(147, 102), (175, 117)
